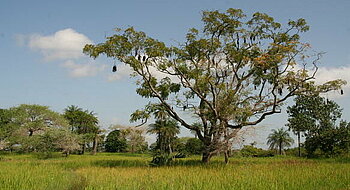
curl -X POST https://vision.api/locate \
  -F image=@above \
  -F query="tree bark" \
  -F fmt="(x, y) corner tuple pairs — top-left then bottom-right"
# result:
(224, 151), (229, 164)
(279, 141), (282, 155)
(202, 151), (212, 163)
(91, 136), (97, 155)
(298, 131), (301, 157)
(81, 143), (85, 155)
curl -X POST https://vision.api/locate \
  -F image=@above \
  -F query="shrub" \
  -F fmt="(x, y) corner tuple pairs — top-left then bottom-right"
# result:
(240, 145), (274, 157)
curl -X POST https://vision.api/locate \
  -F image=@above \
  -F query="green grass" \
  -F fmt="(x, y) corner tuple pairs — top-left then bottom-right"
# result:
(0, 153), (349, 190)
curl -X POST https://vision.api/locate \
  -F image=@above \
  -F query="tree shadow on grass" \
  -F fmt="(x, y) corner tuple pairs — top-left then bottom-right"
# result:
(92, 159), (149, 167)
(92, 158), (228, 168)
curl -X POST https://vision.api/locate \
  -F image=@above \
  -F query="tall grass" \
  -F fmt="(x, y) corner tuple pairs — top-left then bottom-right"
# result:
(0, 153), (349, 190)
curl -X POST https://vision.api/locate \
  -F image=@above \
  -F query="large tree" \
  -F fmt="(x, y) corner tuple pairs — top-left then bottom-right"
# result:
(3, 104), (68, 152)
(84, 9), (345, 162)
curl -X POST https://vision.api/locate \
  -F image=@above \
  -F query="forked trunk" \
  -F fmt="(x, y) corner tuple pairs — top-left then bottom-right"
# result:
(202, 151), (212, 163)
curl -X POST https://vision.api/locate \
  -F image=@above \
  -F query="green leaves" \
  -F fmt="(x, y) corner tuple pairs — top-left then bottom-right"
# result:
(84, 8), (347, 162)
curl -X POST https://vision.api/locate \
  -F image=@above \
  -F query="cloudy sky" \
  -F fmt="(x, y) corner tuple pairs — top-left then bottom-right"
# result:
(1, 0), (350, 147)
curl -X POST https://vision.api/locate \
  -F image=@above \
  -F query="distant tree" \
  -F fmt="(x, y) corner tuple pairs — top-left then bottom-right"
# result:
(267, 128), (294, 155)
(172, 137), (190, 153)
(120, 127), (148, 153)
(63, 106), (99, 154)
(148, 119), (180, 154)
(91, 129), (106, 155)
(287, 95), (342, 156)
(6, 104), (68, 152)
(185, 138), (204, 155)
(0, 108), (14, 149)
(286, 95), (348, 156)
(54, 129), (81, 157)
(105, 130), (127, 152)
(10, 104), (67, 137)
(33, 128), (80, 158)
(84, 8), (345, 163)
(63, 105), (83, 132)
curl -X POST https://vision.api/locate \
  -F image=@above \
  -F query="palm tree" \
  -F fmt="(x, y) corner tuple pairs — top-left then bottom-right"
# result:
(148, 119), (180, 153)
(63, 105), (83, 131)
(267, 128), (294, 155)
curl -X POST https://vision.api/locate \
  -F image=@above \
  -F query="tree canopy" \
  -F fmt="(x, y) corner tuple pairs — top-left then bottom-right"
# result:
(267, 128), (294, 155)
(84, 8), (346, 162)
(63, 105), (100, 154)
(105, 129), (127, 153)
(287, 95), (350, 156)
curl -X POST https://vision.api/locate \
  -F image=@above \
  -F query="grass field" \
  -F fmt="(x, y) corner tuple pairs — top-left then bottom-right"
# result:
(0, 153), (349, 190)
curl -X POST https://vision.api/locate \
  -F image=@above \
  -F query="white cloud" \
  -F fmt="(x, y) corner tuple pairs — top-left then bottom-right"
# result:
(315, 65), (350, 97)
(62, 60), (106, 78)
(17, 29), (109, 78)
(27, 28), (92, 61)
(315, 66), (350, 86)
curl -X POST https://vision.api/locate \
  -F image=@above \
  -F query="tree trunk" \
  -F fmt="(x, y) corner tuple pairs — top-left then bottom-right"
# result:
(279, 141), (282, 155)
(91, 136), (97, 155)
(202, 151), (212, 163)
(298, 131), (301, 157)
(224, 151), (229, 164)
(81, 143), (85, 155)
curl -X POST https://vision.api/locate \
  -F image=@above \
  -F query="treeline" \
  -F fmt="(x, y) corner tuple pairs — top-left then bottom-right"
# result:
(0, 104), (203, 158)
(1, 94), (350, 161)
(0, 104), (102, 157)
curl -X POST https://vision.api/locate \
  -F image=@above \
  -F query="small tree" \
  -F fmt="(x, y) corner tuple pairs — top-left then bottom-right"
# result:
(267, 128), (294, 155)
(84, 8), (345, 163)
(105, 129), (127, 152)
(35, 128), (80, 158)
(120, 127), (148, 153)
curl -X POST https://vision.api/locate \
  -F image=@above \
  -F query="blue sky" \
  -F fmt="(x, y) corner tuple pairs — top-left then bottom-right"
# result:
(1, 0), (350, 147)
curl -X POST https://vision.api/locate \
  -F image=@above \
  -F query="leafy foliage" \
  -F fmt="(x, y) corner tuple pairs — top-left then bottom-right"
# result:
(84, 8), (345, 162)
(287, 95), (350, 156)
(240, 145), (274, 157)
(105, 130), (127, 152)
(267, 128), (294, 155)
(0, 104), (81, 156)
(120, 127), (148, 153)
(63, 105), (100, 154)
(184, 138), (204, 155)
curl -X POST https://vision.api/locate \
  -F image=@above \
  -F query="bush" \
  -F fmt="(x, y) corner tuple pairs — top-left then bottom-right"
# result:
(240, 145), (274, 157)
(149, 151), (174, 166)
(285, 147), (307, 157)
(185, 138), (204, 155)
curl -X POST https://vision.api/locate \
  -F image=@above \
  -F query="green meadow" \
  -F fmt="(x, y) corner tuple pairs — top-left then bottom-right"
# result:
(0, 153), (349, 190)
